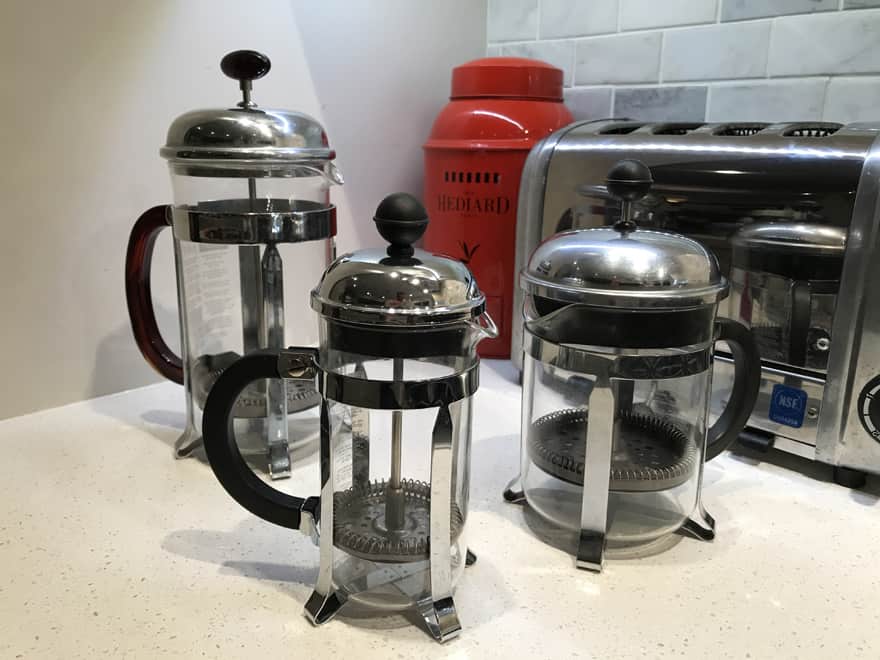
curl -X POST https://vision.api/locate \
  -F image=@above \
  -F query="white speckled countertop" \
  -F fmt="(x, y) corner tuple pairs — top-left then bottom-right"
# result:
(1, 360), (879, 659)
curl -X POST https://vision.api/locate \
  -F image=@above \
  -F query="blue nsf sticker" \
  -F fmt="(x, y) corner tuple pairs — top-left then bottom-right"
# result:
(768, 384), (808, 428)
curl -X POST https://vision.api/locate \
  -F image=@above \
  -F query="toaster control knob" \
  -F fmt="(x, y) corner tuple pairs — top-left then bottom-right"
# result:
(856, 375), (880, 443)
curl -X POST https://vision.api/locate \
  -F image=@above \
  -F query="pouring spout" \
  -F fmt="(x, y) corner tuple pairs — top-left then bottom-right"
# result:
(326, 162), (344, 186)
(471, 311), (499, 342)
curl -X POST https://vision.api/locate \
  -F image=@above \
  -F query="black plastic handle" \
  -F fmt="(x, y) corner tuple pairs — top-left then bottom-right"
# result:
(706, 317), (762, 461)
(788, 281), (812, 367)
(202, 350), (313, 529)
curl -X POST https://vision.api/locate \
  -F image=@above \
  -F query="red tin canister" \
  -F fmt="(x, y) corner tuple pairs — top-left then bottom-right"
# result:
(423, 57), (573, 358)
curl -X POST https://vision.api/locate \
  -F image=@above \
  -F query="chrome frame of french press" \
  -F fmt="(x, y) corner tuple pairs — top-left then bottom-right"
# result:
(298, 350), (479, 640)
(170, 199), (338, 479)
(202, 344), (481, 642)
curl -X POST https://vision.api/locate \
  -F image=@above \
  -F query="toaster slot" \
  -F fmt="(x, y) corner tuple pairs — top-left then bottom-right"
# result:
(597, 122), (644, 135)
(780, 122), (842, 137)
(641, 122), (704, 135)
(708, 123), (770, 136)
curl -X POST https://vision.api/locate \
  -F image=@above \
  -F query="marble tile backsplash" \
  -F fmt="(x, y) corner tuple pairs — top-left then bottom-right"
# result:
(662, 21), (771, 82)
(575, 33), (662, 85)
(721, 0), (837, 22)
(487, 0), (880, 124)
(707, 79), (827, 122)
(540, 0), (617, 38)
(615, 86), (708, 121)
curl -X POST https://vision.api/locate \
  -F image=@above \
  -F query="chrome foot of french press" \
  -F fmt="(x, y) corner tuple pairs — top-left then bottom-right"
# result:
(418, 596), (462, 643)
(502, 476), (526, 504)
(267, 442), (291, 480)
(576, 529), (607, 572)
(174, 427), (202, 458)
(576, 374), (615, 573)
(304, 589), (347, 626)
(680, 501), (716, 542)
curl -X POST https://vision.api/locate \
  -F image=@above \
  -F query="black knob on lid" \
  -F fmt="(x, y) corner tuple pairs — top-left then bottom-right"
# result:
(606, 159), (652, 234)
(221, 50), (271, 108)
(606, 159), (653, 201)
(221, 50), (271, 81)
(373, 193), (429, 258)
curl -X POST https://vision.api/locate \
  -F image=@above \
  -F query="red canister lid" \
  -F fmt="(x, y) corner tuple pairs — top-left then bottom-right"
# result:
(450, 57), (564, 101)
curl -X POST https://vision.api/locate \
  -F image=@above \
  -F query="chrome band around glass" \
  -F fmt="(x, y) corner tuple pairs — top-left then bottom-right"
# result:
(318, 363), (480, 410)
(524, 331), (712, 378)
(171, 198), (336, 244)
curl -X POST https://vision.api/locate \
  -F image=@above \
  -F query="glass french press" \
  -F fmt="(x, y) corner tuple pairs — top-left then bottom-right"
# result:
(125, 50), (342, 479)
(504, 160), (761, 571)
(201, 194), (497, 642)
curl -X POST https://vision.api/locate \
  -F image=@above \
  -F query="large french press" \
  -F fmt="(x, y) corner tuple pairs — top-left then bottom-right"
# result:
(201, 194), (497, 642)
(504, 160), (761, 571)
(125, 50), (342, 479)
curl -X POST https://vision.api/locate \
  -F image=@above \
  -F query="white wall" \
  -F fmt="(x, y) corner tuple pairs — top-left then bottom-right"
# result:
(487, 0), (880, 124)
(291, 0), (488, 252)
(0, 0), (487, 419)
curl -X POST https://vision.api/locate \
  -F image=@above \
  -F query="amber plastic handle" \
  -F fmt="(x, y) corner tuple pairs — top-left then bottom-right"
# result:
(125, 205), (183, 384)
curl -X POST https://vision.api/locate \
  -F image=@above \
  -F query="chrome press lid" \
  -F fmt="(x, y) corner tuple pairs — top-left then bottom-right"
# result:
(160, 50), (340, 177)
(521, 160), (728, 310)
(732, 222), (847, 253)
(731, 222), (847, 281)
(311, 193), (486, 326)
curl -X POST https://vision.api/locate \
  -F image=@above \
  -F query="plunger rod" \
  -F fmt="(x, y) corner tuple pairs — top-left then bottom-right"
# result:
(240, 178), (262, 353)
(240, 178), (291, 479)
(390, 358), (404, 487)
(262, 242), (289, 477)
(385, 358), (405, 530)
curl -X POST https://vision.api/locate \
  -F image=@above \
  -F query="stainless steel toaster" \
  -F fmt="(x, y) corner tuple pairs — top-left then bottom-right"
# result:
(512, 119), (880, 485)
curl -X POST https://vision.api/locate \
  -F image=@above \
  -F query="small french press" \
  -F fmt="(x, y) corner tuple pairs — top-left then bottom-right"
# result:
(504, 160), (761, 571)
(202, 193), (497, 641)
(125, 50), (342, 479)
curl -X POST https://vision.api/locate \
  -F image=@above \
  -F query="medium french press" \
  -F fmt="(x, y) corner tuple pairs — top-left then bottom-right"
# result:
(201, 194), (497, 642)
(125, 50), (342, 479)
(504, 160), (761, 571)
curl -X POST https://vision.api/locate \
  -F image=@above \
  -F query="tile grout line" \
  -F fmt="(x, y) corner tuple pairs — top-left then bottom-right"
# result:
(764, 17), (774, 79)
(500, 14), (784, 46)
(715, 0), (722, 23)
(657, 30), (666, 84)
(535, 0), (542, 40)
(705, 83), (714, 121)
(566, 73), (877, 89)
(821, 75), (833, 121)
